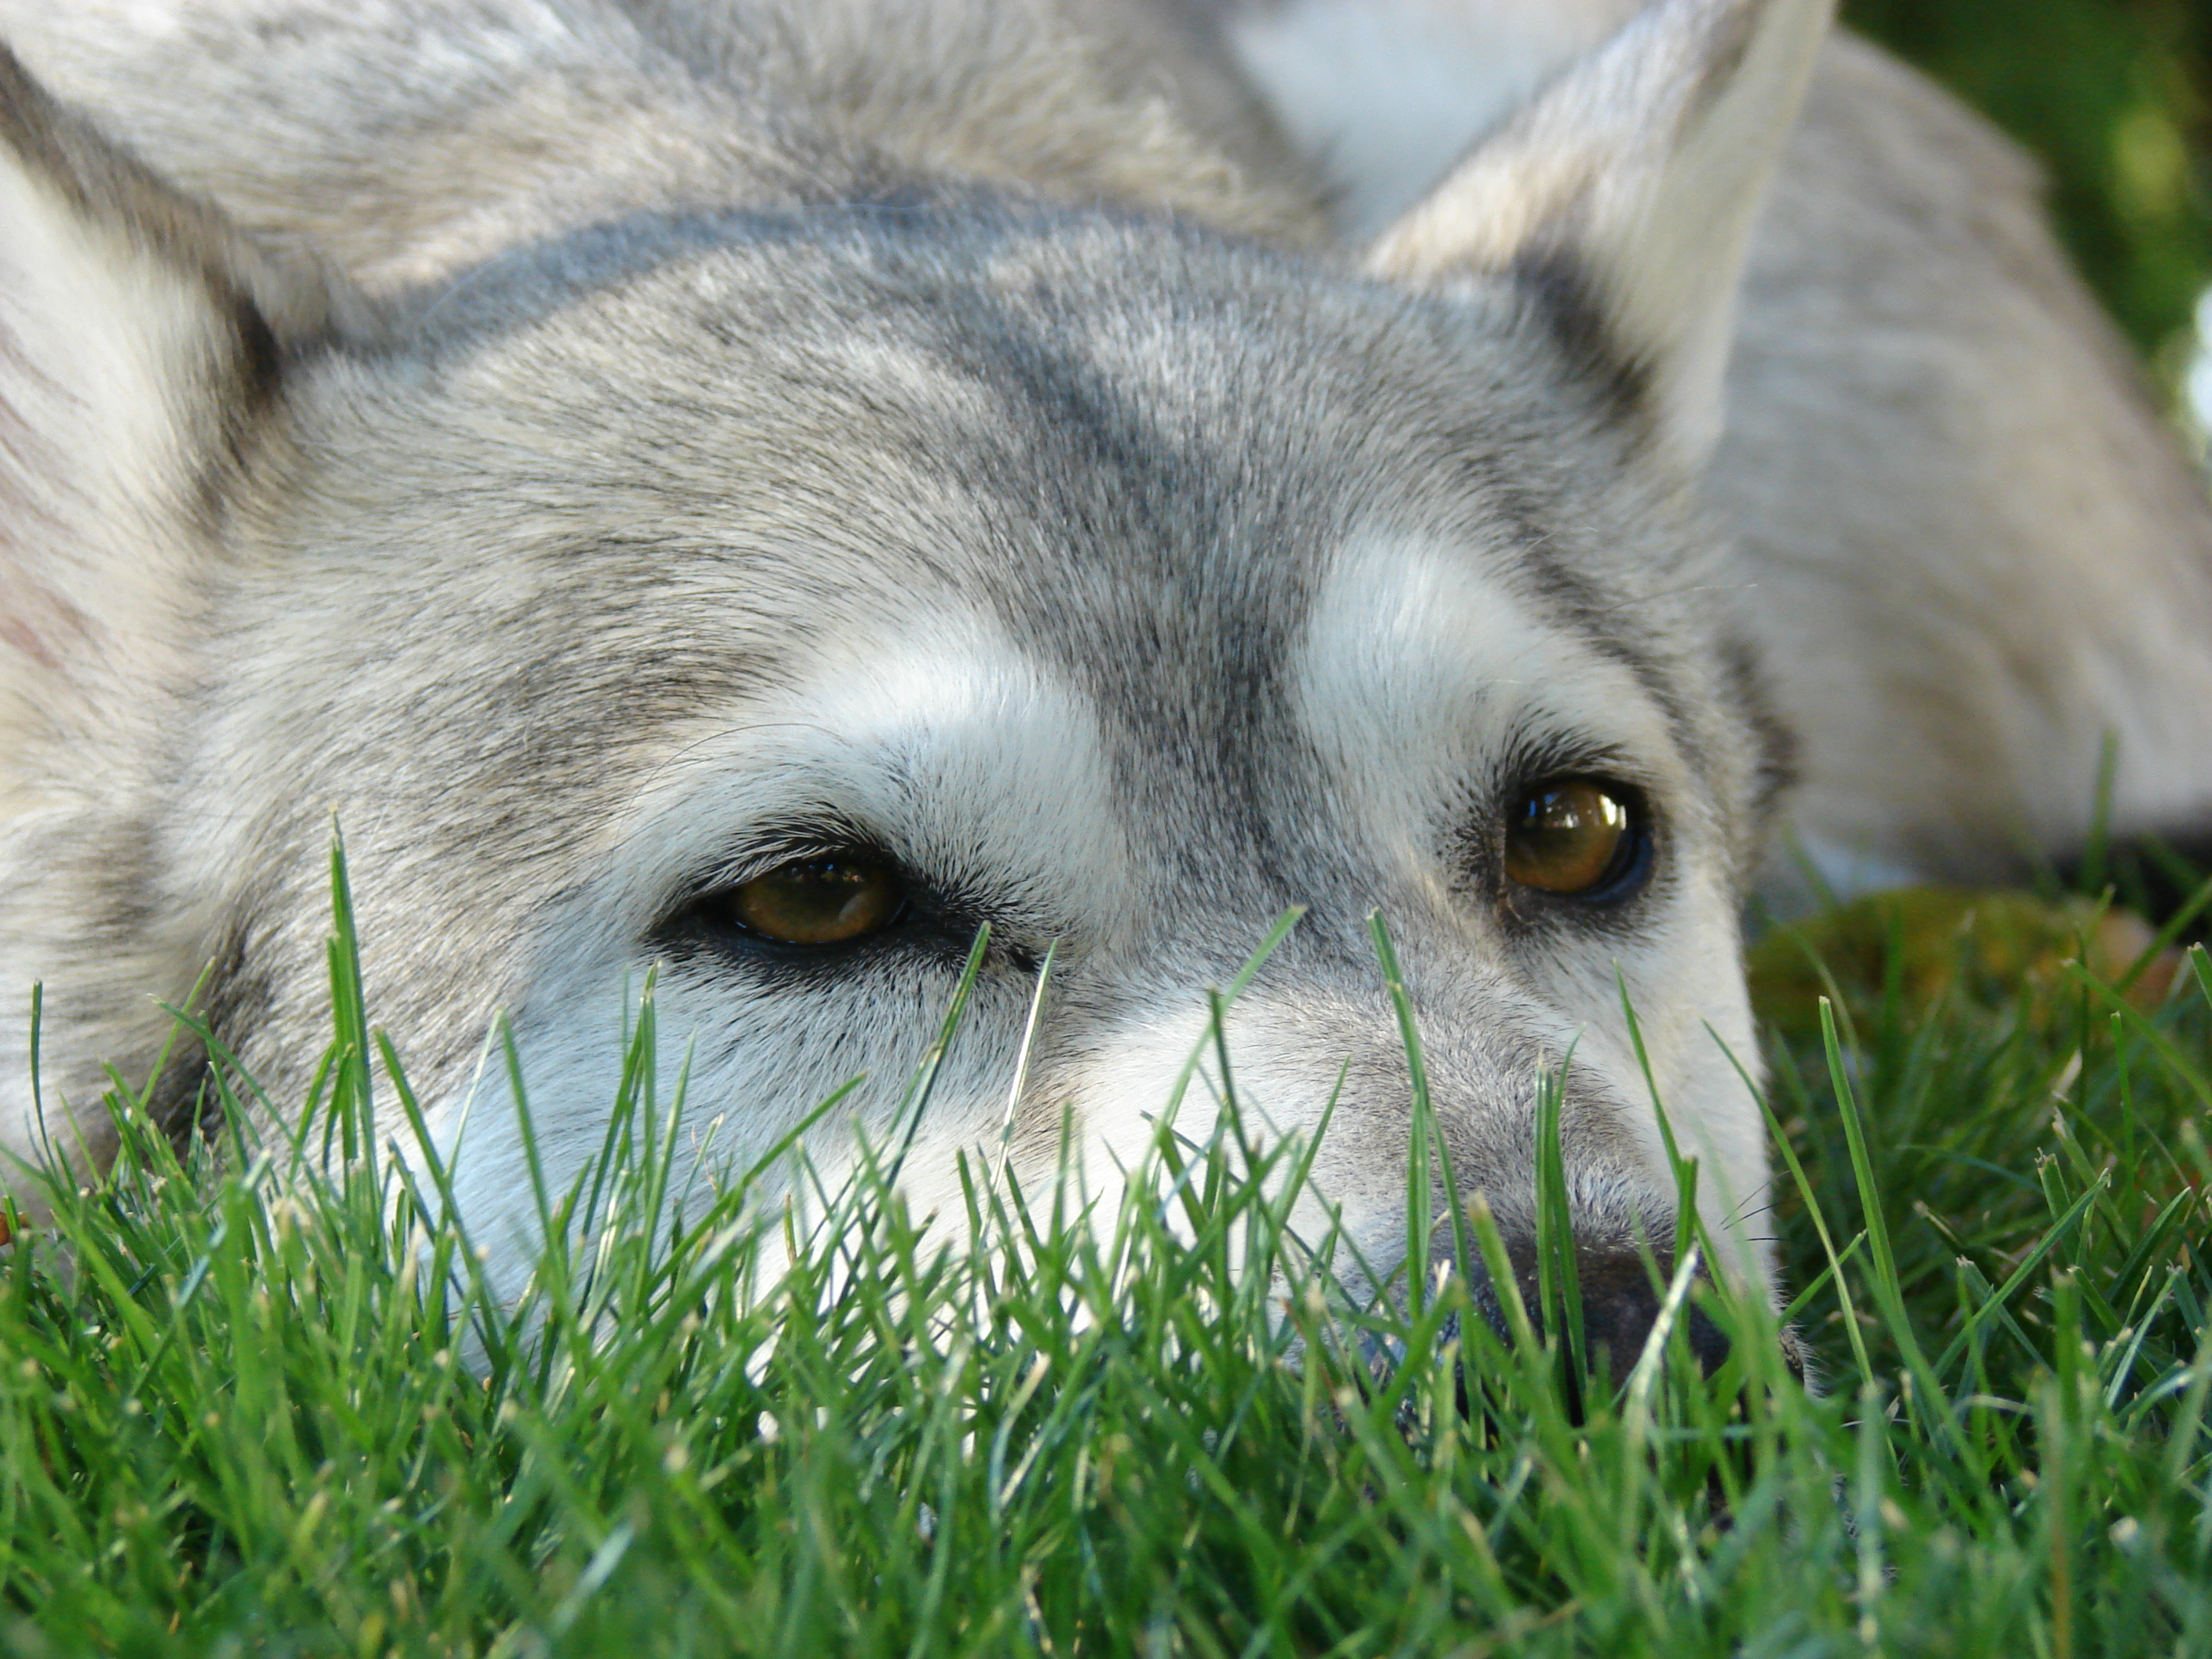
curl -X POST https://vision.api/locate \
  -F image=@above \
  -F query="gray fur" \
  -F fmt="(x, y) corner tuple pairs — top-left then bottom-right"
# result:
(0, 0), (2203, 1320)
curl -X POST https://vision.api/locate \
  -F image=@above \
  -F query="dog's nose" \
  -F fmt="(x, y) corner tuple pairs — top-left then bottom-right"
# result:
(1574, 1248), (1731, 1381)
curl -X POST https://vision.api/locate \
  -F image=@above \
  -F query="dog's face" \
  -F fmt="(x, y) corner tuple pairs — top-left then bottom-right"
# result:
(154, 213), (1774, 1295)
(0, 0), (1826, 1312)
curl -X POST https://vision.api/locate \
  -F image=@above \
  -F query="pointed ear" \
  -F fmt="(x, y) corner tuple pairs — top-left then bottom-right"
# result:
(1365, 0), (1832, 475)
(0, 45), (343, 753)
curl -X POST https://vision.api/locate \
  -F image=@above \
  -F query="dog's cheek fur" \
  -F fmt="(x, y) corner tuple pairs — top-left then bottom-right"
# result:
(0, 48), (351, 1181)
(368, 628), (1144, 1269)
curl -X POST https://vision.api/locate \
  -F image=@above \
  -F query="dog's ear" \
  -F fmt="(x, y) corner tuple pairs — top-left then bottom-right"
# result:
(0, 45), (344, 755)
(1366, 0), (1831, 476)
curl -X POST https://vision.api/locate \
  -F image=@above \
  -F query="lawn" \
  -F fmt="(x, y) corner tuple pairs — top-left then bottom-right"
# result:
(2, 872), (2208, 1657)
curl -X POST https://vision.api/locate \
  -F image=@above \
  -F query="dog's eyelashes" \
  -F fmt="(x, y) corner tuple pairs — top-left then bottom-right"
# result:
(716, 853), (907, 946)
(1503, 778), (1650, 900)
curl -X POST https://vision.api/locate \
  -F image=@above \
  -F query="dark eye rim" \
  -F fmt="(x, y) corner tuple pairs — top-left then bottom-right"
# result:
(647, 838), (1020, 975)
(1500, 773), (1657, 909)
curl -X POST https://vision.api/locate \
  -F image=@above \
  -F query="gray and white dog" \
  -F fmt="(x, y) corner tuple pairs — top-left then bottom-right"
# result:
(1, 0), (2208, 1343)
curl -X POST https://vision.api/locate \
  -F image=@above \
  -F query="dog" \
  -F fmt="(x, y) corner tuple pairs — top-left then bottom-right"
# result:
(2, 0), (2208, 1355)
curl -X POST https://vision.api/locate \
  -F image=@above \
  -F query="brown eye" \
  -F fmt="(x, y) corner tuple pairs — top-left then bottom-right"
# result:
(1504, 778), (1643, 897)
(725, 855), (905, 945)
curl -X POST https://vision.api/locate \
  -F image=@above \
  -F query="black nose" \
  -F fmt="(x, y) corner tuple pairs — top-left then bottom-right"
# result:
(1573, 1248), (1731, 1382)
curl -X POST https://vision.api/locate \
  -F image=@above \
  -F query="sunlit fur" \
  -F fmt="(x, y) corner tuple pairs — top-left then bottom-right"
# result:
(1, 0), (2207, 1317)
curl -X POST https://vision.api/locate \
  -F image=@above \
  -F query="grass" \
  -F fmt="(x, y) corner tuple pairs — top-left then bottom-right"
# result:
(1, 876), (2209, 1657)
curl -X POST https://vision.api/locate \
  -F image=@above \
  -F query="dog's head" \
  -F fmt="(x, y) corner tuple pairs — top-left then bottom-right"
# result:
(0, 0), (1825, 1330)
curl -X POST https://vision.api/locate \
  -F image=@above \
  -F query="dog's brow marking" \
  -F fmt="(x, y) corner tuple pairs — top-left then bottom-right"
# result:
(1430, 447), (1698, 734)
(1295, 534), (1679, 808)
(641, 718), (883, 796)
(599, 621), (1134, 939)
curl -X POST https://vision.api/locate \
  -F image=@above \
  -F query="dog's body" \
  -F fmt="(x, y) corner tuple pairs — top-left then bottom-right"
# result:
(0, 0), (2207, 1320)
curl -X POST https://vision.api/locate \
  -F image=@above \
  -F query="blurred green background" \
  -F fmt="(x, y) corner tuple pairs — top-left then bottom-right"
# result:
(1844, 0), (2211, 401)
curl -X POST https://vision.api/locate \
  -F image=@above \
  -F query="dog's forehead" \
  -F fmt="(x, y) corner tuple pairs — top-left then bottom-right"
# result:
(280, 207), (1734, 884)
(361, 205), (1581, 576)
(344, 207), (1671, 661)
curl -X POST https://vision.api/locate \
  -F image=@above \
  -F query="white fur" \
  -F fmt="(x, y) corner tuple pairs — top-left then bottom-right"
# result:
(1292, 533), (1683, 838)
(0, 159), (210, 753)
(1295, 537), (1770, 1280)
(415, 621), (1129, 1293)
(412, 540), (1776, 1305)
(0, 148), (233, 1170)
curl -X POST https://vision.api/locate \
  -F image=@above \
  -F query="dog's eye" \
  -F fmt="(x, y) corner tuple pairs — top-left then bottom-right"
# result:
(724, 855), (906, 945)
(1504, 778), (1646, 898)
